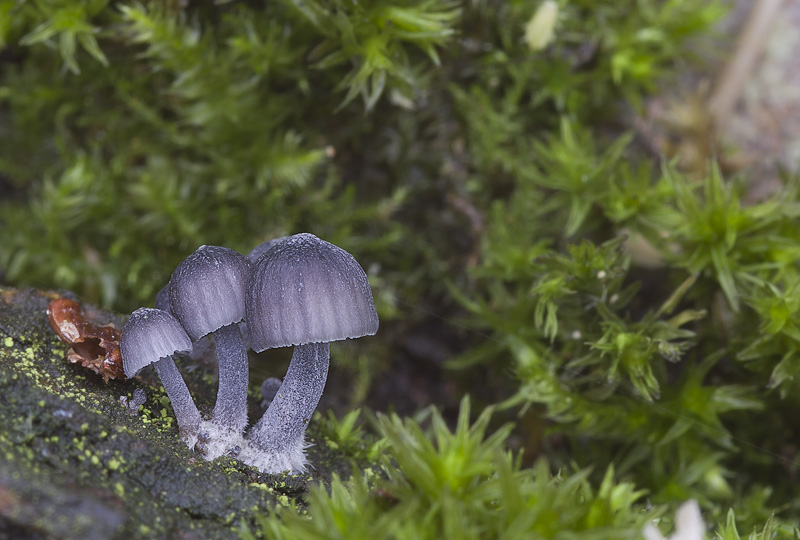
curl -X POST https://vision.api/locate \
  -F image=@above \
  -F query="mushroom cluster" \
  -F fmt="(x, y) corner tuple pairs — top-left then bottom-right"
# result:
(120, 233), (378, 473)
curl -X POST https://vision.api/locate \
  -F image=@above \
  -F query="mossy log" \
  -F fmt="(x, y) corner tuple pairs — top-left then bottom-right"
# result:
(0, 287), (348, 539)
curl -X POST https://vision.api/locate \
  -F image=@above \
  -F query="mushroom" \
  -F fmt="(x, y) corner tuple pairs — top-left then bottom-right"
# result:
(240, 233), (378, 473)
(121, 308), (201, 446)
(169, 245), (251, 454)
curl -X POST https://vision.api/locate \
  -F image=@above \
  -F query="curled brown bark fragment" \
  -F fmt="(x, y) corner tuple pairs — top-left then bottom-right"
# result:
(47, 298), (125, 382)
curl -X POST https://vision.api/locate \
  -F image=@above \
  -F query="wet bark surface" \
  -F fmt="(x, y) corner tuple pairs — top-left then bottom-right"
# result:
(0, 287), (351, 539)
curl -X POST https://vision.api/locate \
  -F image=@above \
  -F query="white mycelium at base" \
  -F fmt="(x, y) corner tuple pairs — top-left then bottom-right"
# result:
(238, 436), (311, 474)
(194, 418), (246, 461)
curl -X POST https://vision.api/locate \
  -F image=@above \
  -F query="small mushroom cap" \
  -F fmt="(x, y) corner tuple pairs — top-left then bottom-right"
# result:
(121, 308), (192, 378)
(247, 233), (379, 351)
(169, 245), (250, 341)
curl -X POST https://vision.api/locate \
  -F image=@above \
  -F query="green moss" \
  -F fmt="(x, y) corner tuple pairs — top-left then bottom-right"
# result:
(3, 0), (799, 538)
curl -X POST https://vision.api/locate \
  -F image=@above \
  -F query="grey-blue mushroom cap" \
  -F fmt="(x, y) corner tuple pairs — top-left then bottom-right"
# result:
(169, 245), (250, 341)
(121, 308), (192, 378)
(246, 233), (379, 351)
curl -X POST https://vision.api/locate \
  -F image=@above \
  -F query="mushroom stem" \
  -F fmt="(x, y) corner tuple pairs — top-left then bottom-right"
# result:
(245, 342), (329, 472)
(211, 323), (249, 433)
(153, 356), (202, 443)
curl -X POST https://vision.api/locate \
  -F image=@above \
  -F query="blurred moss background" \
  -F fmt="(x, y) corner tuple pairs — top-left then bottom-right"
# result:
(0, 0), (721, 311)
(3, 0), (800, 537)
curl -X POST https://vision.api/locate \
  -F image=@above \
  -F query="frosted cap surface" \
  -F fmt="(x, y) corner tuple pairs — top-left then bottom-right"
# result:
(247, 233), (379, 351)
(121, 308), (192, 377)
(169, 245), (249, 340)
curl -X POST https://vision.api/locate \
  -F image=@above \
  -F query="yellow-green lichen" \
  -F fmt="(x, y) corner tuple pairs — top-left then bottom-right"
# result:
(248, 482), (275, 493)
(72, 437), (85, 452)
